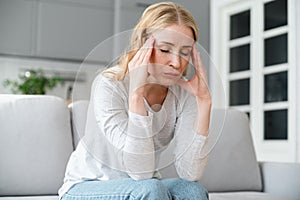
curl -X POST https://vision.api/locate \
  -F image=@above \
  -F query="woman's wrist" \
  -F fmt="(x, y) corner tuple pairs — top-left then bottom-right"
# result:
(193, 98), (212, 136)
(196, 96), (212, 108)
(129, 93), (147, 116)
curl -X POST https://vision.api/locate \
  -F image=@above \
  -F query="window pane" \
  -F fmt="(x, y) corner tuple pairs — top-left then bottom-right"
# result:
(264, 109), (288, 140)
(264, 34), (288, 66)
(264, 0), (287, 31)
(230, 44), (250, 72)
(264, 71), (288, 103)
(230, 79), (250, 106)
(230, 10), (250, 40)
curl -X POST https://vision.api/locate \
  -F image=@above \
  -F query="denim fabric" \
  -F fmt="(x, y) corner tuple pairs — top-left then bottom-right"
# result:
(62, 178), (208, 200)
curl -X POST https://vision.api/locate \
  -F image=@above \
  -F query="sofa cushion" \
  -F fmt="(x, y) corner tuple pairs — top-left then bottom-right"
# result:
(0, 95), (73, 196)
(200, 109), (262, 192)
(209, 192), (298, 200)
(68, 100), (89, 148)
(0, 196), (58, 200)
(260, 162), (300, 199)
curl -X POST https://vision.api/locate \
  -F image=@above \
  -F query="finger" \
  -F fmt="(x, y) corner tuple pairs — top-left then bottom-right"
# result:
(142, 37), (154, 64)
(192, 45), (204, 76)
(130, 37), (153, 65)
(192, 45), (206, 75)
(192, 44), (204, 69)
(191, 46), (209, 84)
(139, 36), (154, 62)
(130, 48), (143, 67)
(191, 44), (198, 68)
(196, 52), (208, 80)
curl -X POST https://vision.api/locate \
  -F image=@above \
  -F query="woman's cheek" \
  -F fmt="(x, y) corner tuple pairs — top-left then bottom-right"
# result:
(148, 64), (155, 75)
(181, 57), (190, 70)
(152, 49), (168, 64)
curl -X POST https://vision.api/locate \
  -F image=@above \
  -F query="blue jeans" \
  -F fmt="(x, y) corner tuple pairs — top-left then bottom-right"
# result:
(62, 178), (208, 200)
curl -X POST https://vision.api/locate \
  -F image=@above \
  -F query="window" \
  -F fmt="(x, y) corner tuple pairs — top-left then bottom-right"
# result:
(264, 109), (288, 140)
(264, 34), (288, 66)
(230, 44), (250, 72)
(212, 0), (297, 162)
(230, 10), (251, 39)
(264, 0), (287, 30)
(230, 79), (250, 106)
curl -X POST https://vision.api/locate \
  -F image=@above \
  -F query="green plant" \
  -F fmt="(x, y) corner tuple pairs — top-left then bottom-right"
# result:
(3, 69), (64, 95)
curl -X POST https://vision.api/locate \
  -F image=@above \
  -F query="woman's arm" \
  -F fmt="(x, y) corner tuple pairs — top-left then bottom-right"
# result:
(93, 38), (156, 180)
(194, 99), (212, 136)
(124, 37), (156, 179)
(177, 44), (212, 136)
(93, 76), (155, 180)
(175, 44), (212, 181)
(173, 94), (210, 181)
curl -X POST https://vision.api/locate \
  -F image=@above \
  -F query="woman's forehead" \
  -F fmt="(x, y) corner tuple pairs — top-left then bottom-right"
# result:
(152, 25), (194, 47)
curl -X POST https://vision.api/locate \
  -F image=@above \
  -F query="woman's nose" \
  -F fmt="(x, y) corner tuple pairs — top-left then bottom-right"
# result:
(169, 53), (181, 69)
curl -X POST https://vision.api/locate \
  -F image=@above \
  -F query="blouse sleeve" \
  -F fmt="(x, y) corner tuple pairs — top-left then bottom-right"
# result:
(173, 94), (209, 181)
(92, 75), (155, 180)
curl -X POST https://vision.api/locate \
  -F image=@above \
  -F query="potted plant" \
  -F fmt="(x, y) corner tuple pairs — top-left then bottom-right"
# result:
(3, 69), (64, 95)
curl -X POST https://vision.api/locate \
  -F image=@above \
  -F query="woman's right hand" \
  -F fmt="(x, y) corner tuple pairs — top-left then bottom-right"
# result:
(128, 37), (155, 96)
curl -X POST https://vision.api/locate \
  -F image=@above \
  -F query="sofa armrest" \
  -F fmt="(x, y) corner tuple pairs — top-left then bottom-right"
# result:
(260, 162), (300, 199)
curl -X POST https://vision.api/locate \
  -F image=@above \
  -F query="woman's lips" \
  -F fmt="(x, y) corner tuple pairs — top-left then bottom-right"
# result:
(163, 72), (181, 79)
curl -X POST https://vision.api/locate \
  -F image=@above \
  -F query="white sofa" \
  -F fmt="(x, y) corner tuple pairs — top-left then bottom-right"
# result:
(0, 94), (300, 200)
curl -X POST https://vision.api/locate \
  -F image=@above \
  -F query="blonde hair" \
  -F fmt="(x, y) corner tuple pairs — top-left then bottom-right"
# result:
(103, 2), (198, 80)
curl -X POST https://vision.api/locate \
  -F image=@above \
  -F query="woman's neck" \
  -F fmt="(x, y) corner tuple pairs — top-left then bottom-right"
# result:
(143, 84), (168, 107)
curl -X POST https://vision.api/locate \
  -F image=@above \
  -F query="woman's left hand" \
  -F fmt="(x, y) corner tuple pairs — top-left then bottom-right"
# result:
(177, 44), (211, 102)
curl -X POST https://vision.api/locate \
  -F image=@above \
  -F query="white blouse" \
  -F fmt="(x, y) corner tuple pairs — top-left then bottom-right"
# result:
(59, 69), (208, 199)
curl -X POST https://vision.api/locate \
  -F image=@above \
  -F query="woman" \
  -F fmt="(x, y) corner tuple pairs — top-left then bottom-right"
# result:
(59, 2), (211, 200)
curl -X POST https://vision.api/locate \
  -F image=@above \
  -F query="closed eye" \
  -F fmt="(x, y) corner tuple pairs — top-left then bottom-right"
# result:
(160, 49), (170, 53)
(180, 52), (189, 56)
(180, 50), (191, 57)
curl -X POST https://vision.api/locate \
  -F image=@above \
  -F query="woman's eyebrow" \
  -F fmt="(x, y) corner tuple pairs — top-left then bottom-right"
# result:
(159, 41), (193, 48)
(159, 41), (175, 46)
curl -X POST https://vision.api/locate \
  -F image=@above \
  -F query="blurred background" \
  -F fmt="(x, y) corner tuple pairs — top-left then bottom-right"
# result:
(0, 0), (209, 100)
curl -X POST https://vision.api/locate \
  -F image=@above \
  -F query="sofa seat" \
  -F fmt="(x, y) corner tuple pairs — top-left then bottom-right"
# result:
(0, 193), (297, 200)
(0, 196), (58, 200)
(210, 192), (298, 200)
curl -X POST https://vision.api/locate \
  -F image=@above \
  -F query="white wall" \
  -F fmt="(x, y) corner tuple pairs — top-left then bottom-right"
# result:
(0, 0), (210, 101)
(175, 0), (210, 52)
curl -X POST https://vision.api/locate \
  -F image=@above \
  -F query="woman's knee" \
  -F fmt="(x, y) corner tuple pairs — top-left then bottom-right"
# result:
(163, 178), (208, 200)
(134, 179), (171, 200)
(187, 181), (208, 200)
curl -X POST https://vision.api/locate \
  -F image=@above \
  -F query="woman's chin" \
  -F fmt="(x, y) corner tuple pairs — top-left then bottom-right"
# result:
(157, 78), (179, 87)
